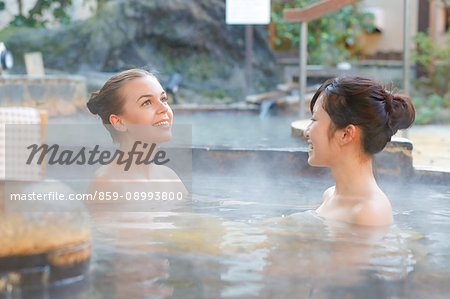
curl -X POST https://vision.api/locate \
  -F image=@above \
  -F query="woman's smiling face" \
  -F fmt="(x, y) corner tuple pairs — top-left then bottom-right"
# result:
(304, 95), (340, 167)
(119, 75), (173, 125)
(116, 75), (174, 143)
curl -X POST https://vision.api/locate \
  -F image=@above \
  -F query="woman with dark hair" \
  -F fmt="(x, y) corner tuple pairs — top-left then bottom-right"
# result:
(304, 77), (415, 226)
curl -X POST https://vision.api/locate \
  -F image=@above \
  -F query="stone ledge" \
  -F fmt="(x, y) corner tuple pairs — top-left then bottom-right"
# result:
(412, 167), (450, 185)
(0, 75), (87, 116)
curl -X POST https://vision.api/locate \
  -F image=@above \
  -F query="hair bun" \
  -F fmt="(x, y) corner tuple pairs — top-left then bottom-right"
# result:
(386, 93), (415, 134)
(384, 90), (393, 113)
(87, 92), (99, 115)
(86, 101), (97, 114)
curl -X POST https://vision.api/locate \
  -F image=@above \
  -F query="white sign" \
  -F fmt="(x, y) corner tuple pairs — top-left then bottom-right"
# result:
(226, 0), (271, 25)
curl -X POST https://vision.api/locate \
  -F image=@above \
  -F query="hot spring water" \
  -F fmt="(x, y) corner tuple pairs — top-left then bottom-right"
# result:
(1, 110), (449, 298)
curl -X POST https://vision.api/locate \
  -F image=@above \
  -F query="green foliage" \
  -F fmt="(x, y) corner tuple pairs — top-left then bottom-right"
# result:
(271, 0), (375, 65)
(413, 92), (450, 124)
(411, 30), (450, 124)
(6, 0), (72, 27)
(445, 92), (450, 108)
(0, 1), (5, 10)
(428, 94), (444, 109)
(415, 106), (437, 125)
(95, 0), (110, 9)
(411, 96), (423, 110)
(411, 31), (450, 95)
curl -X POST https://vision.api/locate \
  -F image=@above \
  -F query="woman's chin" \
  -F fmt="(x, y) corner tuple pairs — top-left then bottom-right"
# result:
(148, 135), (171, 145)
(307, 156), (323, 167)
(154, 130), (173, 144)
(140, 126), (173, 143)
(160, 133), (172, 143)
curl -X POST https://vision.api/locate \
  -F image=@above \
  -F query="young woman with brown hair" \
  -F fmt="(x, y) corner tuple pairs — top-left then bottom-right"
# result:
(86, 69), (187, 201)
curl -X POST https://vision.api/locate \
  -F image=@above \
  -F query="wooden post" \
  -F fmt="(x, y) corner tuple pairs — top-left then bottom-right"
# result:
(428, 0), (437, 78)
(245, 25), (253, 96)
(283, 0), (361, 118)
(402, 0), (410, 138)
(299, 22), (308, 119)
(403, 0), (410, 96)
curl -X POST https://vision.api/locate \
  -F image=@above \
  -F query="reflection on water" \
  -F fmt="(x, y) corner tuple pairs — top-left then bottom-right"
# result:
(80, 209), (425, 298)
(7, 174), (443, 298)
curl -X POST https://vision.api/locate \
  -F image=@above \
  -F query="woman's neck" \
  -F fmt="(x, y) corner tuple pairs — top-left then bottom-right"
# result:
(116, 139), (160, 177)
(330, 155), (378, 198)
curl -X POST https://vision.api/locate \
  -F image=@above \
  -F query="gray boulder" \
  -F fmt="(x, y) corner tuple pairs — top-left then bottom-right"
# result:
(4, 0), (279, 101)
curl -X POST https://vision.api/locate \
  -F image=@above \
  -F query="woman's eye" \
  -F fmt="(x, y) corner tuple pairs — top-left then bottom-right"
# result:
(161, 97), (168, 103)
(143, 100), (151, 106)
(310, 117), (316, 122)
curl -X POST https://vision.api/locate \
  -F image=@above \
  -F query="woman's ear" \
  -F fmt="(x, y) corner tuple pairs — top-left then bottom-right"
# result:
(109, 114), (127, 132)
(340, 124), (358, 145)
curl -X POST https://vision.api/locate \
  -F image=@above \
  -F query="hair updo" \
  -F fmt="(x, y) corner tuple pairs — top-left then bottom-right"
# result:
(310, 76), (415, 155)
(86, 68), (155, 141)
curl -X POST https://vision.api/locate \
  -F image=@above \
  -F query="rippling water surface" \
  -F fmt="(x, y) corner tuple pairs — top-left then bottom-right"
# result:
(43, 173), (449, 299)
(12, 112), (449, 298)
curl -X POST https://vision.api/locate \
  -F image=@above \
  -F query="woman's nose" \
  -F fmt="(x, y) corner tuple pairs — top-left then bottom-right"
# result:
(304, 123), (311, 138)
(156, 99), (169, 113)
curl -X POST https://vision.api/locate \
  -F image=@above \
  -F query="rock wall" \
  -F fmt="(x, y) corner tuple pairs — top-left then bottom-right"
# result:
(0, 75), (87, 115)
(3, 0), (279, 100)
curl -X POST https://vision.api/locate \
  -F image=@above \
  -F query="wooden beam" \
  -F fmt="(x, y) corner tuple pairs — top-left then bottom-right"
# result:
(283, 0), (360, 22)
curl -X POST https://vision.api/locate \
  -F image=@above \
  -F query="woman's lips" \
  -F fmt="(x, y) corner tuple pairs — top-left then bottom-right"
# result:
(152, 120), (170, 128)
(308, 141), (313, 152)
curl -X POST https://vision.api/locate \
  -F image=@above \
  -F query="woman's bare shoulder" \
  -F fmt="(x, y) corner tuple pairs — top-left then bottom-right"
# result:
(322, 186), (335, 202)
(153, 165), (189, 194)
(90, 164), (118, 181)
(153, 165), (182, 180)
(87, 165), (125, 193)
(351, 193), (393, 226)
